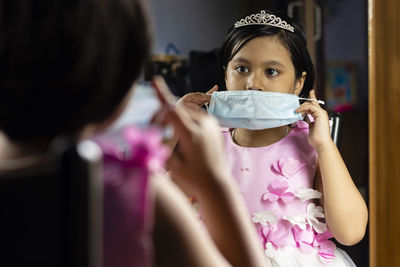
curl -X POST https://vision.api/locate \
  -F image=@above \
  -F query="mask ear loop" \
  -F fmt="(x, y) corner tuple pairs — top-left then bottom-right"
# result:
(204, 92), (213, 112)
(298, 97), (325, 105)
(204, 102), (209, 112)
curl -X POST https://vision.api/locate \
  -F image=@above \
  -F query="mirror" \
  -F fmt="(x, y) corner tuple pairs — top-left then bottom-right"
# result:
(146, 0), (369, 265)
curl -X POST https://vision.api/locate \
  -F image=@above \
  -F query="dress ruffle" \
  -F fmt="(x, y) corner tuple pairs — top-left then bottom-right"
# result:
(264, 246), (356, 267)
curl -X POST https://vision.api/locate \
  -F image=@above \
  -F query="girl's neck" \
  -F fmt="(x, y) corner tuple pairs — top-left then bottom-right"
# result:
(232, 126), (289, 147)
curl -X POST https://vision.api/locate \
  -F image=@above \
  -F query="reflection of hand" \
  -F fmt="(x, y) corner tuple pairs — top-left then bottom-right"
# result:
(152, 76), (229, 198)
(177, 85), (218, 111)
(296, 90), (332, 149)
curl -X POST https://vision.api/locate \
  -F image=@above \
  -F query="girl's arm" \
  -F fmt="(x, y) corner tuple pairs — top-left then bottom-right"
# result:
(152, 175), (231, 267)
(296, 90), (368, 246)
(152, 76), (267, 267)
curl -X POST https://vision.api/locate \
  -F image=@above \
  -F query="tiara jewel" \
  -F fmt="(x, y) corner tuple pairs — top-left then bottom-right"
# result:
(234, 10), (294, 32)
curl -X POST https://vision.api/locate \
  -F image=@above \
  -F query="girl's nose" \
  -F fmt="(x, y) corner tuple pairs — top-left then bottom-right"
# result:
(245, 72), (264, 91)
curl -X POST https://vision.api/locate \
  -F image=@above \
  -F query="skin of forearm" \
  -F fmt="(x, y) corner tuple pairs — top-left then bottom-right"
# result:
(316, 140), (368, 245)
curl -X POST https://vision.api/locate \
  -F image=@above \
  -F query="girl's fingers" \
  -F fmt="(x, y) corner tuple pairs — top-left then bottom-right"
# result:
(309, 89), (317, 99)
(296, 102), (327, 122)
(152, 76), (197, 142)
(151, 75), (179, 125)
(188, 93), (210, 104)
(176, 85), (218, 111)
(201, 85), (219, 104)
(152, 75), (177, 106)
(164, 108), (197, 144)
(308, 90), (321, 106)
(206, 85), (219, 95)
(296, 102), (321, 113)
(178, 92), (211, 110)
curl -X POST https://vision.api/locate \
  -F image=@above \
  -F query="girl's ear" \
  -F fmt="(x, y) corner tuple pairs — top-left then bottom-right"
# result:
(294, 71), (307, 95)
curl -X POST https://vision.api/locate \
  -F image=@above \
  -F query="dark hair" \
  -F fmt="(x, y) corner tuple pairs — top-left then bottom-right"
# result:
(217, 10), (314, 98)
(0, 0), (151, 142)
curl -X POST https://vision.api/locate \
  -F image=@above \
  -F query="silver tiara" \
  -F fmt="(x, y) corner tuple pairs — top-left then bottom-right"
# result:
(234, 10), (294, 32)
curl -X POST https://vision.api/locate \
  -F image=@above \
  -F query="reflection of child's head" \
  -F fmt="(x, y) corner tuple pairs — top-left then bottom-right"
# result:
(218, 10), (314, 98)
(0, 0), (151, 143)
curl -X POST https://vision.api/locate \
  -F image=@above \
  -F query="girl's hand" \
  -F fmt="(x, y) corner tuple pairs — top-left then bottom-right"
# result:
(177, 85), (218, 111)
(296, 90), (332, 149)
(152, 77), (228, 197)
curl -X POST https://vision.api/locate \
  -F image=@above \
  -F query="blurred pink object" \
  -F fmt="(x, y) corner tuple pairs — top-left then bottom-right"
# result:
(333, 104), (354, 113)
(94, 126), (169, 267)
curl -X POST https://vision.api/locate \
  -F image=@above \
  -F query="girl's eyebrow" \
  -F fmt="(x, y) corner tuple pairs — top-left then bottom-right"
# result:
(231, 57), (250, 64)
(231, 57), (286, 68)
(264, 60), (286, 68)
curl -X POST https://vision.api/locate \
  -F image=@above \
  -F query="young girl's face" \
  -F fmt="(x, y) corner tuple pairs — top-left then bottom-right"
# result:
(225, 35), (306, 95)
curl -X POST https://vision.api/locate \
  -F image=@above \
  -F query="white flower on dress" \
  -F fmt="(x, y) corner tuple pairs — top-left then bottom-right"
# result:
(264, 242), (279, 258)
(306, 203), (327, 233)
(282, 214), (308, 230)
(252, 210), (278, 226)
(294, 188), (322, 202)
(283, 203), (327, 233)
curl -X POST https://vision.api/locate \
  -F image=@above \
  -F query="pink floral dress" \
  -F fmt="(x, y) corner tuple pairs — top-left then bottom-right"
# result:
(94, 126), (169, 267)
(222, 121), (355, 266)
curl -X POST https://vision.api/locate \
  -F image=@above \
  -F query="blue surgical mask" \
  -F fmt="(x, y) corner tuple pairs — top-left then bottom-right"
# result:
(207, 90), (323, 130)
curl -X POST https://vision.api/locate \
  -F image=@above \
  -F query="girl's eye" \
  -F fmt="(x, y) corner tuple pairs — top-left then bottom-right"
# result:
(266, 68), (279, 76)
(235, 66), (249, 73)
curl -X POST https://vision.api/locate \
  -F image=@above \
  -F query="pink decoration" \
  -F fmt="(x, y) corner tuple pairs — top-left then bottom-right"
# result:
(316, 230), (336, 263)
(261, 221), (291, 249)
(95, 126), (170, 267)
(318, 240), (336, 263)
(296, 120), (309, 129)
(272, 157), (306, 178)
(100, 126), (170, 171)
(291, 225), (316, 253)
(263, 179), (295, 203)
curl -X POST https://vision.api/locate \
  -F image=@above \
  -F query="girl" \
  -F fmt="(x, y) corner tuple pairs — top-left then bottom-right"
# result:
(178, 10), (368, 266)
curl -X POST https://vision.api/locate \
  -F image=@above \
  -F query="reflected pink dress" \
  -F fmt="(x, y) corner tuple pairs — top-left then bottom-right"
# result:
(95, 126), (169, 267)
(222, 121), (356, 266)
